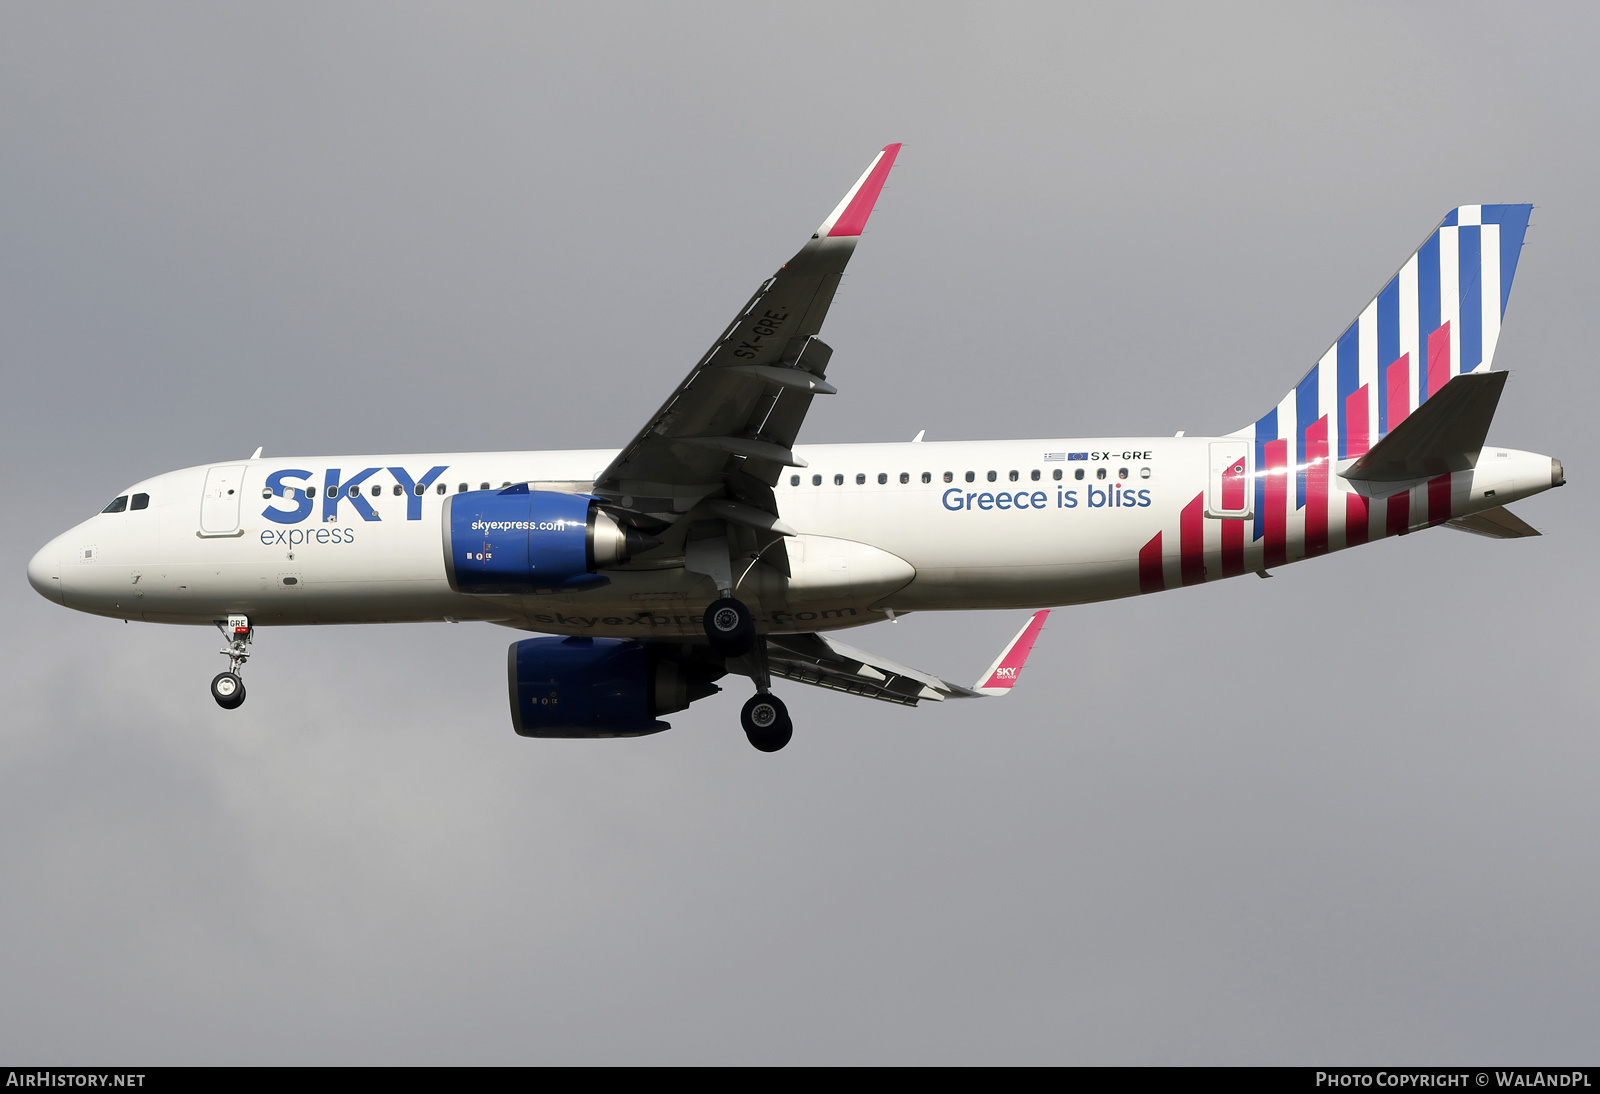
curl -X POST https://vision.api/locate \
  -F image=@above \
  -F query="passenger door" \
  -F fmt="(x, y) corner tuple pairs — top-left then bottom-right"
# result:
(1206, 442), (1251, 518)
(199, 464), (248, 536)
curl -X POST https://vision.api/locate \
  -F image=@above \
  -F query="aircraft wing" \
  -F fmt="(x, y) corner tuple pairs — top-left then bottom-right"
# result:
(764, 611), (1050, 707)
(592, 145), (902, 532)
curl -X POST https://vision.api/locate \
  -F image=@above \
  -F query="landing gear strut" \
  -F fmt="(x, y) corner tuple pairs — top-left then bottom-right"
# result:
(212, 614), (251, 709)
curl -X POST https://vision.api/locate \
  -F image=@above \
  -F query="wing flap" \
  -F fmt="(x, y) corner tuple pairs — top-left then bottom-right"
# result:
(765, 631), (979, 707)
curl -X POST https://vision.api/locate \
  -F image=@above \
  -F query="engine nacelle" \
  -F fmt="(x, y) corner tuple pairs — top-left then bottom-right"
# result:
(443, 486), (654, 594)
(507, 636), (722, 738)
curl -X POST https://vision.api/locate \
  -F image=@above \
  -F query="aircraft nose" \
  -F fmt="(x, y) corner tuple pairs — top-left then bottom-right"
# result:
(28, 539), (64, 605)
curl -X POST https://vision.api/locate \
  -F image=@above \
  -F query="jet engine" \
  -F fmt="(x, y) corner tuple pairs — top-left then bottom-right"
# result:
(443, 486), (656, 594)
(507, 636), (723, 738)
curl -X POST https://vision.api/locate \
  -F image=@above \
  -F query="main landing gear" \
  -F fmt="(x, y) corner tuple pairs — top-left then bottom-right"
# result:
(714, 604), (791, 752)
(740, 692), (792, 753)
(703, 596), (755, 656)
(211, 614), (251, 710)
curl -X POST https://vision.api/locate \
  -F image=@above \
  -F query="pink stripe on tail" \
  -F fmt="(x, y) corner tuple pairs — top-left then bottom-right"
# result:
(1426, 322), (1452, 403)
(1180, 492), (1205, 586)
(1386, 354), (1410, 435)
(1264, 438), (1288, 569)
(1139, 531), (1165, 594)
(1305, 415), (1329, 558)
(1220, 455), (1246, 579)
(1343, 386), (1370, 548)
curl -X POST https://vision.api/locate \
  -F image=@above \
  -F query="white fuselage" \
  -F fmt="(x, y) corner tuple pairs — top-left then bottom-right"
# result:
(28, 437), (1560, 638)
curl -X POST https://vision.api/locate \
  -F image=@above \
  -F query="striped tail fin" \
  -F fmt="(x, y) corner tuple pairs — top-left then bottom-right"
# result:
(1234, 204), (1533, 538)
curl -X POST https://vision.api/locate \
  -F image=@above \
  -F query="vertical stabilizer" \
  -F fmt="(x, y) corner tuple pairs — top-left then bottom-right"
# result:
(1233, 204), (1532, 544)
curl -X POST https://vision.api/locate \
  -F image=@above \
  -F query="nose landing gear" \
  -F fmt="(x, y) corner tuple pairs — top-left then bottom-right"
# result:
(211, 671), (245, 709)
(212, 614), (251, 709)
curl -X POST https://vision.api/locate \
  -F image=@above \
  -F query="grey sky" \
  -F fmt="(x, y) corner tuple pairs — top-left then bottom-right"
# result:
(2, 1), (1596, 1064)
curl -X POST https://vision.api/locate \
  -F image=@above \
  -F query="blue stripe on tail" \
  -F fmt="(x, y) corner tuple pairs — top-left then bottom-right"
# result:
(1483, 205), (1532, 319)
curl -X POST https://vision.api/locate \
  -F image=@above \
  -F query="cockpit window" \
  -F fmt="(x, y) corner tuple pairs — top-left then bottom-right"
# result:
(102, 495), (128, 514)
(130, 493), (149, 510)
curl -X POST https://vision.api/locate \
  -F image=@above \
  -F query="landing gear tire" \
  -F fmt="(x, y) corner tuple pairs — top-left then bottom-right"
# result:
(704, 597), (756, 656)
(211, 672), (246, 710)
(741, 693), (792, 752)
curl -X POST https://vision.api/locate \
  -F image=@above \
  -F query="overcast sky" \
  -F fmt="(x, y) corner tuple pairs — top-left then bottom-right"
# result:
(3, 1), (1597, 1064)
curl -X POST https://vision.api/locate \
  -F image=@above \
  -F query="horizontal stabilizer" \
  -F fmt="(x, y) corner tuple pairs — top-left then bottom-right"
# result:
(1445, 504), (1540, 539)
(1341, 370), (1507, 483)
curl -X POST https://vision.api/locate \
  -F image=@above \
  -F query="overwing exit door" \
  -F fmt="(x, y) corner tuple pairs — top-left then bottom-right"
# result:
(199, 465), (248, 536)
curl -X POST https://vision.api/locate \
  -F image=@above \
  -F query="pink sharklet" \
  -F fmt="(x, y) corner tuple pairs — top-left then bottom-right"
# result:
(825, 143), (902, 237)
(979, 610), (1049, 690)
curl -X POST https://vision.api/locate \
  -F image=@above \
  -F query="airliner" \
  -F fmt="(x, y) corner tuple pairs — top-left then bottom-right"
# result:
(26, 145), (1563, 751)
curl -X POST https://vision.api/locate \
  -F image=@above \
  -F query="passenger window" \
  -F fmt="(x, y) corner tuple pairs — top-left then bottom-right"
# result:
(1074, 469), (1085, 481)
(371, 484), (382, 497)
(834, 474), (844, 485)
(262, 489), (272, 500)
(877, 473), (887, 485)
(304, 488), (316, 500)
(812, 475), (821, 486)
(413, 484), (425, 496)
(1052, 469), (1062, 481)
(458, 483), (468, 493)
(1140, 467), (1151, 479)
(437, 483), (447, 494)
(1096, 467), (1107, 480)
(1030, 469), (1040, 481)
(1118, 467), (1128, 480)
(790, 475), (800, 486)
(899, 473), (909, 484)
(944, 472), (953, 483)
(965, 471), (975, 483)
(855, 473), (866, 485)
(102, 495), (129, 514)
(347, 485), (360, 497)
(986, 471), (997, 483)
(501, 482), (511, 488)
(480, 482), (490, 490)
(921, 472), (931, 484)
(1008, 470), (1019, 482)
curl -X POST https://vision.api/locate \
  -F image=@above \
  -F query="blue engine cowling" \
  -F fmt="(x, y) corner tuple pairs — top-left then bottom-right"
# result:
(507, 637), (723, 738)
(443, 486), (651, 594)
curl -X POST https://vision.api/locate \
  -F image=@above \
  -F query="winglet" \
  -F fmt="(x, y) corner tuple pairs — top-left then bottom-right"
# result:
(817, 144), (902, 238)
(972, 609), (1050, 696)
